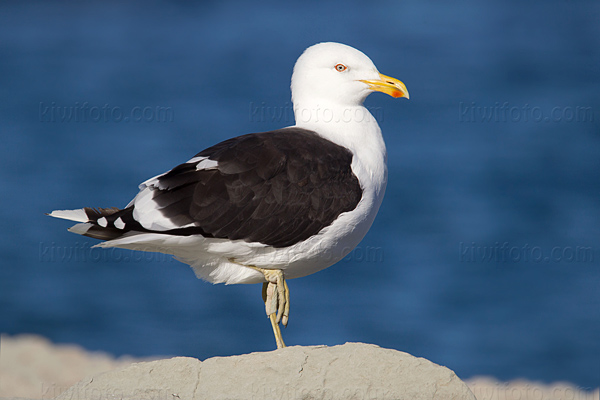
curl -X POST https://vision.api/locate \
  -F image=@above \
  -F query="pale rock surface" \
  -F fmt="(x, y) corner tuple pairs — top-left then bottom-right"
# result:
(55, 342), (476, 400)
(5, 335), (597, 400)
(466, 376), (600, 400)
(0, 334), (135, 399)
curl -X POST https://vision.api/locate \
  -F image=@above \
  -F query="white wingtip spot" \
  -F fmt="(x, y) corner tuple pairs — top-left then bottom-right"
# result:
(48, 209), (89, 223)
(114, 217), (125, 229)
(97, 217), (108, 227)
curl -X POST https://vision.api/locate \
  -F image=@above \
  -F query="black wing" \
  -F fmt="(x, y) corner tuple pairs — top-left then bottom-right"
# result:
(80, 128), (363, 248)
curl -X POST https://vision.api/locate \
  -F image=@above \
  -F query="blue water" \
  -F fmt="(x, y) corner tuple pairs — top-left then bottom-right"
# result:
(1, 0), (599, 389)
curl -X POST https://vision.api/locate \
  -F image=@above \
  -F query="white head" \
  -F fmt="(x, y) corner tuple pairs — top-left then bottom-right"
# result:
(291, 42), (409, 108)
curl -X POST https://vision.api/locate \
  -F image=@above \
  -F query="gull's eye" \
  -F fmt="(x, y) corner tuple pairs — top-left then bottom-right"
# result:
(334, 63), (347, 72)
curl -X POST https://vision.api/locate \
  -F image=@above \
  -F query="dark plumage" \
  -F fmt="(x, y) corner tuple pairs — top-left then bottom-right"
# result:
(79, 128), (363, 248)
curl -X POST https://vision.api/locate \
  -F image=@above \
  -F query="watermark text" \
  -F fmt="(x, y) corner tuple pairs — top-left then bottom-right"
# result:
(459, 242), (594, 264)
(459, 102), (594, 123)
(249, 102), (384, 124)
(39, 102), (174, 123)
(39, 242), (174, 264)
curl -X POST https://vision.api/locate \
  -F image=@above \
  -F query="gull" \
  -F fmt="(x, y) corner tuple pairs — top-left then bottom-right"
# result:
(49, 42), (409, 348)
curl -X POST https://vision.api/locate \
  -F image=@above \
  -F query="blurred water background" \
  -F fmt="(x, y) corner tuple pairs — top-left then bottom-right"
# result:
(1, 0), (599, 388)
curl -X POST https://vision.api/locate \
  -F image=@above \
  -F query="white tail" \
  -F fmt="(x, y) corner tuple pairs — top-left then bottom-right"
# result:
(47, 209), (89, 223)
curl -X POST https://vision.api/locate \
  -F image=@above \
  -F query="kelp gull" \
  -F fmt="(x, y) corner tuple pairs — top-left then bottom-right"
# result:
(49, 42), (409, 348)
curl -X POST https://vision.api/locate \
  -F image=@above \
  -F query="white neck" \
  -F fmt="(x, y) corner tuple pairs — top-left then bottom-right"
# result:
(293, 100), (388, 202)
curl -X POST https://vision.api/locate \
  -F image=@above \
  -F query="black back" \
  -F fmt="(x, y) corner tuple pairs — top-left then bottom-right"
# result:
(83, 128), (363, 248)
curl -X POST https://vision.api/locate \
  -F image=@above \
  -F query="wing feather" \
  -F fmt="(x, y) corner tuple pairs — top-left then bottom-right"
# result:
(61, 128), (363, 248)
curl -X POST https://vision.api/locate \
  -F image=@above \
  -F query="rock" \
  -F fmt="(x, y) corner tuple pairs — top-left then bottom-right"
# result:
(465, 376), (600, 400)
(55, 342), (475, 400)
(0, 334), (135, 399)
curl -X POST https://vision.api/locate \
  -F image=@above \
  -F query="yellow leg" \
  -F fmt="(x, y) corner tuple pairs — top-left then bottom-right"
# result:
(228, 259), (290, 349)
(263, 282), (285, 349)
(259, 270), (289, 348)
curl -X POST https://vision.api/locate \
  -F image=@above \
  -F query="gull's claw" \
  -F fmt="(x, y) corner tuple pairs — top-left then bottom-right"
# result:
(282, 280), (290, 327)
(252, 267), (290, 348)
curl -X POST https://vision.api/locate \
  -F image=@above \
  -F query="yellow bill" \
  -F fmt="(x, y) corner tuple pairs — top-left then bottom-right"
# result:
(361, 73), (409, 99)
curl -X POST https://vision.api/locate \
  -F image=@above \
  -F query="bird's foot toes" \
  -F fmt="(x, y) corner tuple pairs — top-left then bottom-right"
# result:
(261, 269), (289, 326)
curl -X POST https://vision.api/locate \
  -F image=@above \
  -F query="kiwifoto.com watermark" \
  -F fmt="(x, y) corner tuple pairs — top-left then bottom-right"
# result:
(41, 383), (172, 400)
(39, 102), (174, 123)
(459, 102), (594, 123)
(39, 242), (175, 263)
(38, 242), (383, 264)
(459, 242), (594, 263)
(249, 102), (384, 124)
(468, 381), (598, 400)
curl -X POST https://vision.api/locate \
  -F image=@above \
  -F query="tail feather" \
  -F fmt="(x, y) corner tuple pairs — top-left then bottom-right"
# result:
(48, 207), (133, 241)
(67, 222), (126, 241)
(47, 208), (89, 223)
